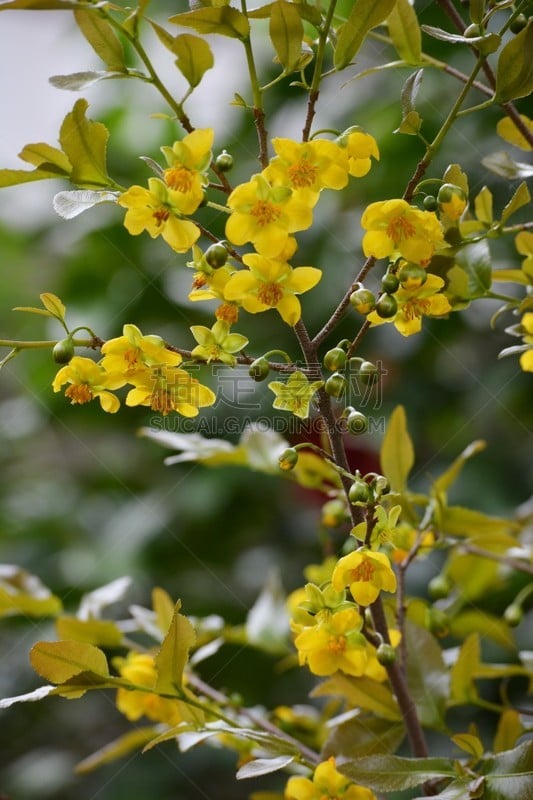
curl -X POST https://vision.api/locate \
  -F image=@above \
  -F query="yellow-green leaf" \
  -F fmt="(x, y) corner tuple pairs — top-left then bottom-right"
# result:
(449, 610), (515, 651)
(269, 0), (303, 73)
(432, 440), (486, 496)
(500, 181), (531, 227)
(74, 9), (126, 72)
(493, 709), (525, 754)
(312, 674), (401, 721)
(450, 633), (480, 705)
(172, 33), (214, 88)
(59, 99), (111, 189)
(495, 19), (533, 102)
(19, 142), (72, 172)
(334, 0), (396, 70)
(395, 110), (422, 135)
(387, 0), (422, 65)
(152, 587), (175, 635)
(75, 727), (159, 774)
(474, 186), (493, 225)
(380, 405), (414, 492)
(168, 6), (250, 40)
(441, 505), (519, 540)
(55, 617), (123, 648)
(443, 163), (469, 196)
(154, 601), (196, 695)
(0, 587), (62, 618)
(40, 292), (66, 322)
(452, 733), (484, 760)
(30, 640), (109, 684)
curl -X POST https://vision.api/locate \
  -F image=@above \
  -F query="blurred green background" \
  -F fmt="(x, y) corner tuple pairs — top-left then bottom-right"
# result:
(0, 2), (531, 798)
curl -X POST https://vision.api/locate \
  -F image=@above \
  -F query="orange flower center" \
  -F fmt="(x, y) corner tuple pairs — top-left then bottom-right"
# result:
(327, 635), (347, 655)
(65, 383), (93, 405)
(403, 298), (431, 320)
(257, 282), (283, 307)
(216, 303), (239, 324)
(151, 387), (173, 416)
(192, 274), (208, 290)
(386, 214), (416, 245)
(351, 560), (375, 582)
(250, 200), (282, 227)
(165, 166), (194, 193)
(153, 208), (170, 226)
(288, 159), (317, 188)
(124, 348), (140, 366)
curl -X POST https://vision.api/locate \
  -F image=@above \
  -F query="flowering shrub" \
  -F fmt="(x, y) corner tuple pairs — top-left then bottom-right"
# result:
(0, 1), (532, 798)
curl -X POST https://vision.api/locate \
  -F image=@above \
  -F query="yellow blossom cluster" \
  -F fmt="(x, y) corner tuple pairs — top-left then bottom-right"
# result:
(285, 756), (377, 800)
(53, 324), (215, 416)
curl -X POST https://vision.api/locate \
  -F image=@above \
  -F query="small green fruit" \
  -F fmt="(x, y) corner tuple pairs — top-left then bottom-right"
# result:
(423, 195), (438, 211)
(205, 242), (228, 269)
(348, 480), (371, 505)
(52, 338), (75, 364)
(215, 150), (233, 171)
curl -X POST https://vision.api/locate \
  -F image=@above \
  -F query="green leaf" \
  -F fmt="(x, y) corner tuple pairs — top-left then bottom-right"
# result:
(269, 0), (303, 73)
(0, 565), (62, 618)
(74, 727), (160, 774)
(73, 8), (126, 71)
(493, 709), (525, 754)
(323, 715), (405, 759)
(422, 23), (500, 53)
(147, 18), (177, 52)
(172, 33), (214, 87)
(450, 633), (480, 705)
(59, 99), (112, 189)
(49, 70), (130, 91)
(441, 505), (519, 539)
(433, 440), (486, 496)
(443, 163), (469, 197)
(154, 601), (196, 695)
(18, 141), (71, 172)
(30, 640), (109, 684)
(395, 110), (422, 135)
(339, 754), (456, 792)
(0, 0), (91, 8)
(311, 674), (401, 721)
(474, 186), (493, 226)
(40, 292), (66, 322)
(495, 19), (533, 102)
(53, 189), (118, 219)
(405, 621), (448, 730)
(380, 405), (414, 492)
(500, 181), (531, 226)
(482, 151), (533, 180)
(168, 6), (250, 40)
(55, 617), (123, 648)
(387, 0), (422, 65)
(449, 610), (515, 651)
(452, 732), (484, 760)
(447, 553), (501, 602)
(334, 0), (396, 70)
(455, 239), (492, 298)
(481, 741), (533, 800)
(236, 755), (295, 780)
(469, 0), (486, 24)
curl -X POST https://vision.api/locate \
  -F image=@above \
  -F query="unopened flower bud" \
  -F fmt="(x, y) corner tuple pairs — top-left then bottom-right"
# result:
(205, 242), (228, 269)
(249, 357), (270, 381)
(428, 575), (452, 600)
(503, 604), (523, 627)
(325, 372), (346, 398)
(376, 643), (397, 665)
(350, 288), (375, 315)
(358, 360), (379, 384)
(375, 294), (398, 319)
(323, 347), (347, 372)
(52, 337), (75, 364)
(398, 263), (427, 290)
(215, 150), (233, 172)
(437, 183), (468, 221)
(381, 272), (400, 294)
(423, 195), (438, 211)
(346, 410), (369, 435)
(348, 479), (371, 505)
(278, 447), (299, 471)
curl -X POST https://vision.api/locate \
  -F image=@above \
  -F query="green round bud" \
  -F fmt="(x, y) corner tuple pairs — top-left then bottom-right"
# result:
(205, 242), (228, 269)
(427, 607), (450, 638)
(278, 447), (299, 472)
(375, 294), (398, 319)
(52, 338), (75, 364)
(249, 356), (270, 381)
(358, 360), (379, 385)
(503, 604), (523, 627)
(346, 410), (369, 435)
(428, 575), (452, 600)
(510, 14), (528, 34)
(323, 347), (347, 372)
(376, 643), (397, 666)
(423, 195), (438, 211)
(348, 480), (371, 505)
(349, 288), (376, 315)
(437, 183), (467, 205)
(398, 263), (427, 290)
(381, 273), (400, 294)
(325, 372), (346, 398)
(464, 23), (482, 38)
(371, 475), (391, 496)
(321, 498), (348, 528)
(215, 150), (233, 172)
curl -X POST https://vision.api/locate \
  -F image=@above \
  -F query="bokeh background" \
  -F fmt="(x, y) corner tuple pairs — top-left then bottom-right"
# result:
(0, 1), (531, 798)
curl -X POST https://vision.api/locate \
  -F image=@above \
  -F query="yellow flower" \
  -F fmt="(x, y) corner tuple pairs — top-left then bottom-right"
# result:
(264, 138), (349, 206)
(293, 608), (367, 677)
(516, 231), (533, 281)
(101, 324), (182, 378)
(496, 114), (533, 151)
(190, 320), (248, 366)
(118, 177), (200, 253)
(224, 253), (321, 326)
(268, 370), (324, 419)
(225, 174), (313, 257)
(332, 548), (397, 606)
(339, 128), (380, 177)
(285, 756), (377, 800)
(361, 199), (445, 264)
(367, 273), (451, 336)
(160, 128), (214, 213)
(115, 652), (183, 726)
(53, 356), (124, 413)
(519, 312), (533, 372)
(126, 365), (216, 417)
